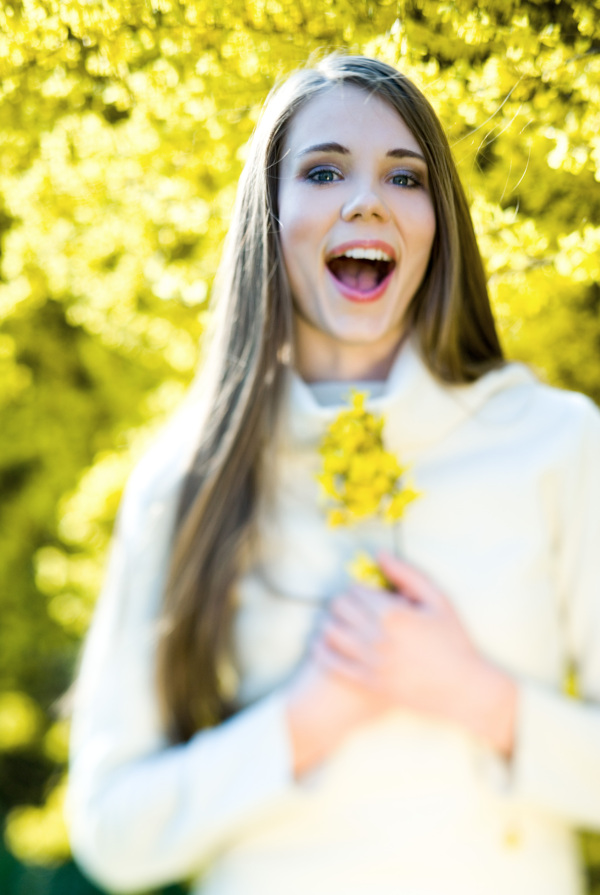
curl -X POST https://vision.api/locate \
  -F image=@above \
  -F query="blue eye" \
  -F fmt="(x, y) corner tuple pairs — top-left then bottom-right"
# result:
(391, 171), (420, 188)
(306, 168), (340, 183)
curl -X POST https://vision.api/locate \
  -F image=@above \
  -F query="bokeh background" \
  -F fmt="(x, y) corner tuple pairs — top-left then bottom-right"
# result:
(0, 1), (599, 892)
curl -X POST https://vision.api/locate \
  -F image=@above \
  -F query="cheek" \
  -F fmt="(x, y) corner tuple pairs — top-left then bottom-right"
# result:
(279, 202), (319, 282)
(280, 196), (314, 243)
(279, 226), (305, 293)
(405, 214), (436, 275)
(394, 191), (436, 244)
(410, 198), (436, 246)
(278, 182), (334, 253)
(420, 198), (437, 249)
(425, 208), (437, 250)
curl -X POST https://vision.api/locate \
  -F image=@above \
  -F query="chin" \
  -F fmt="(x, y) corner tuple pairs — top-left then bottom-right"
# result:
(327, 311), (403, 342)
(330, 326), (400, 347)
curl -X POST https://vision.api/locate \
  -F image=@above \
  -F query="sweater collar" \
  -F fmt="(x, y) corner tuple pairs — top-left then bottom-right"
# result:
(281, 336), (535, 452)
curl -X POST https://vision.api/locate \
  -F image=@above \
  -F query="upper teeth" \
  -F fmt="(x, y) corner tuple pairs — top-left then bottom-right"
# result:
(333, 248), (393, 261)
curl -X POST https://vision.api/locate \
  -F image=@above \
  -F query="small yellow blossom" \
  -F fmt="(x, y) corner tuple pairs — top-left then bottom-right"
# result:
(347, 552), (390, 589)
(328, 508), (349, 528)
(385, 487), (421, 522)
(318, 472), (341, 499)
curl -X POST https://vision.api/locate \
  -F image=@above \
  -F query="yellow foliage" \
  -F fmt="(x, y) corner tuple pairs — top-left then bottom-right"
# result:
(44, 720), (71, 764)
(0, 0), (599, 885)
(0, 691), (43, 751)
(5, 776), (71, 866)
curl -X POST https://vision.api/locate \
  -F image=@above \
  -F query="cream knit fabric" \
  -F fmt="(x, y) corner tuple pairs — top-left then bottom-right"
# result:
(68, 339), (600, 894)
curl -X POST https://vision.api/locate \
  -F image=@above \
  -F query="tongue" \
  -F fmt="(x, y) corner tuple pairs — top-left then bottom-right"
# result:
(329, 258), (381, 292)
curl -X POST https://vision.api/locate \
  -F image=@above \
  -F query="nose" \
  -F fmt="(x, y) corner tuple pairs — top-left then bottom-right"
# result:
(341, 179), (390, 222)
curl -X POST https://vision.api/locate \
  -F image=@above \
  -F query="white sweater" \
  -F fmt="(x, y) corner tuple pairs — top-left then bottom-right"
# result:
(68, 339), (600, 895)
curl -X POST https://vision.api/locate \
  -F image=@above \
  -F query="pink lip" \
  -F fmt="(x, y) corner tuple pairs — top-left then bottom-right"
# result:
(325, 239), (397, 304)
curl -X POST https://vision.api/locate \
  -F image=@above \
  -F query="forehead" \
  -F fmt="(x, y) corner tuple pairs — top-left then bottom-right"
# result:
(282, 83), (422, 159)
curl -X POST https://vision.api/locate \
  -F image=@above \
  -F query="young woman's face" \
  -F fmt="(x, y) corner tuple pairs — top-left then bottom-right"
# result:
(278, 84), (436, 376)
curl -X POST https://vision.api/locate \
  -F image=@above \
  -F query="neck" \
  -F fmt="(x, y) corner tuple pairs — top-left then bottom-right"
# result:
(293, 318), (406, 383)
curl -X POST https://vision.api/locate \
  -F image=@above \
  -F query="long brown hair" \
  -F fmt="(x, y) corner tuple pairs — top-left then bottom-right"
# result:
(156, 54), (505, 743)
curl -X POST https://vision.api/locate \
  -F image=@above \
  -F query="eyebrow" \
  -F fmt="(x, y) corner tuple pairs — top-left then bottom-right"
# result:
(297, 142), (427, 163)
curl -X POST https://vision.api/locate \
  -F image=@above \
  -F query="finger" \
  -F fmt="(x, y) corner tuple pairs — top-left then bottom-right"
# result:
(348, 582), (410, 622)
(330, 593), (378, 637)
(312, 640), (369, 686)
(376, 552), (446, 610)
(320, 617), (371, 663)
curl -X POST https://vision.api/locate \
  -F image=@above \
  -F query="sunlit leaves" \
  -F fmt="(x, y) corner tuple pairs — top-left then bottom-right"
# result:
(0, 692), (43, 752)
(1, 0), (599, 888)
(4, 776), (71, 867)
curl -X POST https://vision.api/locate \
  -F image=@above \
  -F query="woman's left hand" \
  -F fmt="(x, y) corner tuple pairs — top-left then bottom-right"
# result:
(314, 552), (517, 757)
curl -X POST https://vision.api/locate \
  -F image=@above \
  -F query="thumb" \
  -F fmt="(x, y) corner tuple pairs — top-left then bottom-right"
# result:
(377, 552), (445, 610)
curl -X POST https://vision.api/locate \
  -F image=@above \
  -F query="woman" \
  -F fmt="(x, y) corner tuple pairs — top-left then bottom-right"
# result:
(67, 55), (600, 895)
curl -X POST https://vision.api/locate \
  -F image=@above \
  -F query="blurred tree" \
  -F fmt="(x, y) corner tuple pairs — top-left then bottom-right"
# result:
(0, 0), (598, 893)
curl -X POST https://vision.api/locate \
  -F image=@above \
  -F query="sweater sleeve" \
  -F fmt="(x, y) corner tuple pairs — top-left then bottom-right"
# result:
(507, 397), (600, 827)
(67, 452), (294, 893)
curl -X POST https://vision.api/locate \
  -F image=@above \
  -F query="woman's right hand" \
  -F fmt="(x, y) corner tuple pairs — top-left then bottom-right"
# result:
(284, 634), (382, 777)
(285, 552), (516, 778)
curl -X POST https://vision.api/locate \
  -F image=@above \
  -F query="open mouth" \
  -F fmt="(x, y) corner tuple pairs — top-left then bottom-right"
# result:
(326, 247), (395, 296)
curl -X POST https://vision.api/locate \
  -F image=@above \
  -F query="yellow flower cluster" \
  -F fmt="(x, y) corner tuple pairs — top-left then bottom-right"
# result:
(318, 391), (420, 590)
(318, 391), (419, 528)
